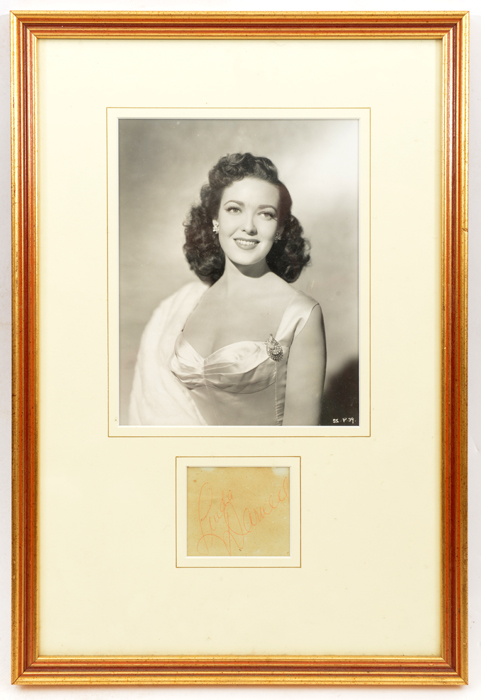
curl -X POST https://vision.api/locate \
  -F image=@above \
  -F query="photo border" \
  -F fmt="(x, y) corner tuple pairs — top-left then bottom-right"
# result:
(175, 456), (301, 568)
(11, 11), (468, 685)
(108, 107), (370, 437)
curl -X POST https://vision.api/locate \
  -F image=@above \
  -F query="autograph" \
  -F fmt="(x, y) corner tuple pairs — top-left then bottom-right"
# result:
(196, 477), (289, 556)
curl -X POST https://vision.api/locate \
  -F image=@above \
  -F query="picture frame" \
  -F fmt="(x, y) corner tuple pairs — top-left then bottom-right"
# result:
(11, 11), (468, 686)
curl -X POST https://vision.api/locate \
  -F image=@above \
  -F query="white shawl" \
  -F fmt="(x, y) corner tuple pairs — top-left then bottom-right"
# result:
(128, 281), (208, 426)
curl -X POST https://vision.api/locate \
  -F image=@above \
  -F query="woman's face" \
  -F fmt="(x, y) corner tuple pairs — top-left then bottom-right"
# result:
(215, 177), (281, 270)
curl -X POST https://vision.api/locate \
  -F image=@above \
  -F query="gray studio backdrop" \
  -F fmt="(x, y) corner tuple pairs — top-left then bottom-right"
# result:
(119, 119), (359, 425)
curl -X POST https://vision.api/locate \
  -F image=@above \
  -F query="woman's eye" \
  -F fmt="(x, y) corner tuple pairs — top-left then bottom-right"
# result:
(260, 211), (275, 220)
(226, 206), (241, 214)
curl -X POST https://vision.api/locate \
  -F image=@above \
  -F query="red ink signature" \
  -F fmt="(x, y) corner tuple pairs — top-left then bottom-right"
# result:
(196, 477), (289, 555)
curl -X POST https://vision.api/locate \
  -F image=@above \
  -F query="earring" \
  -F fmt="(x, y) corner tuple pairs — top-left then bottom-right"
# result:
(274, 231), (282, 241)
(212, 220), (220, 234)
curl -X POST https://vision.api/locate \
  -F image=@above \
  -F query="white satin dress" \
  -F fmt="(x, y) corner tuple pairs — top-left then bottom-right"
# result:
(170, 290), (319, 426)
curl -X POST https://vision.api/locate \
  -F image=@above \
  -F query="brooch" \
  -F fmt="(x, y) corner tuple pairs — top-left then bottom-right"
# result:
(266, 334), (283, 362)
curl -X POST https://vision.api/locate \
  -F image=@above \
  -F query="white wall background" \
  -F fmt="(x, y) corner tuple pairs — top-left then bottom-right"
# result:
(0, 0), (479, 698)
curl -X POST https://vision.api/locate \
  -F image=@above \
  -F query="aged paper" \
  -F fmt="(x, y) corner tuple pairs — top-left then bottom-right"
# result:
(187, 467), (290, 557)
(176, 456), (301, 568)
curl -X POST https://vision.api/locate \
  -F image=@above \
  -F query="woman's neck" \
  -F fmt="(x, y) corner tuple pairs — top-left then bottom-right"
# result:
(218, 258), (272, 296)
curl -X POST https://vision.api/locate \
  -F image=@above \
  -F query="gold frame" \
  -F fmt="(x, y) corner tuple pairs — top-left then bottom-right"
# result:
(11, 11), (468, 685)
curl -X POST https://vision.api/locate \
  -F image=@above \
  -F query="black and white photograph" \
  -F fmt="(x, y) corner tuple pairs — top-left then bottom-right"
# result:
(118, 117), (360, 427)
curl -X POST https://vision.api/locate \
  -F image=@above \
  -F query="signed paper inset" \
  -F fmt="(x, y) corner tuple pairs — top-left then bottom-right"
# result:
(187, 467), (290, 557)
(176, 456), (300, 568)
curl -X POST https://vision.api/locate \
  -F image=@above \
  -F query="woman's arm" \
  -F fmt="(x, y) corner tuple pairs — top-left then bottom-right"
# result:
(282, 304), (326, 426)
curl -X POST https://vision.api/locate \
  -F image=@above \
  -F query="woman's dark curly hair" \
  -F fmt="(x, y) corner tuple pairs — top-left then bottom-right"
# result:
(183, 153), (310, 284)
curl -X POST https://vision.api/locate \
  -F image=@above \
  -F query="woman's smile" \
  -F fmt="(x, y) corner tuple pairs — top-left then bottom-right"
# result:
(234, 238), (260, 250)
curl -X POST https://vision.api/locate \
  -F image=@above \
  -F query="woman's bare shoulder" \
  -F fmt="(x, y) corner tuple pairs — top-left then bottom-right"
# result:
(267, 274), (300, 301)
(282, 282), (320, 311)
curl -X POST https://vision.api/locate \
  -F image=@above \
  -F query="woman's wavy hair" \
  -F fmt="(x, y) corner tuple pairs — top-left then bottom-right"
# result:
(183, 153), (310, 284)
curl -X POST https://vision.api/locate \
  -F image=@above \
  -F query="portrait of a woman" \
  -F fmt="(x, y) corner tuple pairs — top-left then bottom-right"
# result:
(129, 152), (326, 426)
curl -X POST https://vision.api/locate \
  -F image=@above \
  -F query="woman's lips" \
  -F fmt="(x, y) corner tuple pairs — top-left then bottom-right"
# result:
(234, 238), (259, 250)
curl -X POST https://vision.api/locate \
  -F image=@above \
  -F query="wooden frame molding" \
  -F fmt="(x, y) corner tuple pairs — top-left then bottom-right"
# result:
(11, 11), (468, 686)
